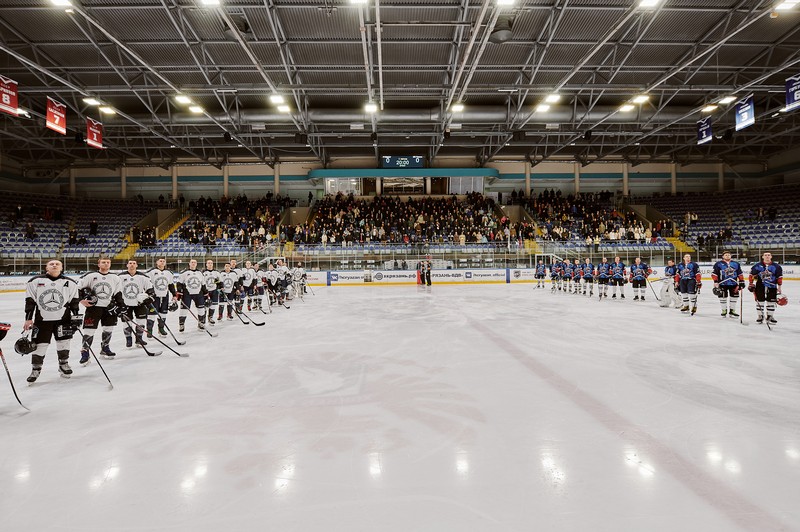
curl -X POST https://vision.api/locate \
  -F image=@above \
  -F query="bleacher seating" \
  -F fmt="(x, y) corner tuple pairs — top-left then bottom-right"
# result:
(643, 184), (800, 250)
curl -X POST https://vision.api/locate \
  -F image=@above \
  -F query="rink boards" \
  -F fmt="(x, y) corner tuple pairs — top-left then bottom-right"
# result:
(2, 263), (797, 292)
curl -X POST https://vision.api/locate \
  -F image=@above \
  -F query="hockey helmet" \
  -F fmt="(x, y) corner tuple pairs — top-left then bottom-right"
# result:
(15, 335), (36, 356)
(777, 294), (789, 306)
(712, 286), (723, 298)
(169, 301), (179, 312)
(0, 322), (10, 341)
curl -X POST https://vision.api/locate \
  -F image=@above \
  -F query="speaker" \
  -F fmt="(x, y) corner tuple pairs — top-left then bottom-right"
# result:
(512, 131), (525, 142)
(443, 131), (451, 140)
(371, 132), (378, 142)
(294, 133), (308, 144)
(223, 132), (232, 142)
(722, 129), (733, 142)
(583, 130), (593, 141)
(74, 131), (84, 143)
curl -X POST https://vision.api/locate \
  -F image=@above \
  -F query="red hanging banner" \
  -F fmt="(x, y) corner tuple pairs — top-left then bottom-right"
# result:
(46, 97), (67, 135)
(0, 75), (19, 116)
(86, 117), (104, 149)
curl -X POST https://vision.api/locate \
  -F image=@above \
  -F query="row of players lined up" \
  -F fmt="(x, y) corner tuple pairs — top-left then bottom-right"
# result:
(18, 256), (308, 384)
(531, 252), (786, 320)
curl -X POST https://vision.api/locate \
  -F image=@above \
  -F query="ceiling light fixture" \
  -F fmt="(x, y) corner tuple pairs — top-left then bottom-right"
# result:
(719, 96), (736, 105)
(632, 94), (650, 104)
(364, 102), (378, 113)
(277, 104), (291, 113)
(83, 97), (101, 106)
(451, 103), (465, 113)
(200, 0), (221, 6)
(269, 94), (285, 104)
(99, 106), (116, 115)
(349, 0), (368, 4)
(639, 0), (660, 7)
(701, 104), (719, 113)
(175, 95), (192, 105)
(51, 0), (72, 6)
(775, 0), (799, 10)
(535, 104), (551, 113)
(189, 105), (204, 113)
(497, 0), (515, 5)
(545, 94), (561, 104)
(619, 104), (635, 112)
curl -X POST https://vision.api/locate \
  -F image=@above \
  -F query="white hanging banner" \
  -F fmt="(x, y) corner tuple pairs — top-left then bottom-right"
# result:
(734, 94), (755, 131)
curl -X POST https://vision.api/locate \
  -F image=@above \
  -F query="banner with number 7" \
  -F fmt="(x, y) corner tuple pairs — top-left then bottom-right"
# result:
(46, 96), (67, 135)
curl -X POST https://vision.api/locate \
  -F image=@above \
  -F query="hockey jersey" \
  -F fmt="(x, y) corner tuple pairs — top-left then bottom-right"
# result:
(630, 262), (651, 280)
(535, 264), (546, 276)
(750, 262), (783, 289)
(202, 268), (222, 292)
(219, 271), (240, 294)
(79, 271), (122, 308)
(611, 261), (626, 278)
(177, 269), (206, 296)
(712, 260), (743, 286)
(147, 267), (176, 298)
(582, 263), (595, 278)
(597, 262), (612, 278)
(241, 267), (257, 288)
(676, 262), (701, 281)
(25, 274), (80, 322)
(664, 264), (677, 279)
(118, 271), (155, 307)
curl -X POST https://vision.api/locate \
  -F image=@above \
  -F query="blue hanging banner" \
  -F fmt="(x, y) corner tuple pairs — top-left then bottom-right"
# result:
(786, 74), (800, 112)
(735, 94), (755, 131)
(697, 116), (713, 145)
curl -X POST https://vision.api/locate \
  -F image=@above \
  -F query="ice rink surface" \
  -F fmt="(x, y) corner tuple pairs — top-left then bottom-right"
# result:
(0, 281), (799, 532)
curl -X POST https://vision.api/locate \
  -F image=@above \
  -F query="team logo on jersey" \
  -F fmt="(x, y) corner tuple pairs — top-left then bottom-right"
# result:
(93, 281), (113, 301)
(123, 283), (140, 299)
(759, 270), (773, 282)
(187, 277), (202, 291)
(153, 276), (169, 292)
(724, 266), (736, 278)
(223, 278), (233, 290)
(38, 288), (64, 313)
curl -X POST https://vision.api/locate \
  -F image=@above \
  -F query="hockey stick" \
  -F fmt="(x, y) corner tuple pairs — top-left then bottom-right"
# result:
(647, 279), (661, 302)
(73, 329), (114, 390)
(306, 282), (315, 296)
(223, 292), (264, 326)
(117, 314), (164, 357)
(179, 301), (218, 338)
(0, 323), (30, 410)
(267, 287), (291, 309)
(121, 313), (188, 357)
(148, 303), (186, 346)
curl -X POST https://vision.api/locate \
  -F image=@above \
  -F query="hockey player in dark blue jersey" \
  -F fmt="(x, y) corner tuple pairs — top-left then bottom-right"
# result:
(550, 261), (561, 292)
(676, 253), (702, 314)
(535, 260), (547, 289)
(748, 251), (784, 325)
(596, 257), (612, 299)
(628, 257), (652, 301)
(581, 258), (595, 296)
(659, 259), (682, 308)
(610, 256), (626, 299)
(712, 251), (744, 318)
(563, 261), (575, 294)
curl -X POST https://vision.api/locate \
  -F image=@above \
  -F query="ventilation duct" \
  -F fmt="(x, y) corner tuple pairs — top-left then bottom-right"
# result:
(489, 15), (514, 44)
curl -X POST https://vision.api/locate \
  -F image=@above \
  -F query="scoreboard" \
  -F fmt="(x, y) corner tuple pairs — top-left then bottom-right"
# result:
(381, 156), (424, 169)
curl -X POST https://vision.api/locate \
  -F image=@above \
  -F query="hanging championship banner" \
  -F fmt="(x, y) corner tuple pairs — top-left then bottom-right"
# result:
(735, 94), (755, 131)
(786, 74), (800, 113)
(46, 97), (67, 135)
(86, 117), (104, 149)
(697, 116), (713, 145)
(0, 75), (19, 116)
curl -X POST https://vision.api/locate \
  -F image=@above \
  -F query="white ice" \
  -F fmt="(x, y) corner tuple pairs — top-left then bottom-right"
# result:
(0, 283), (799, 532)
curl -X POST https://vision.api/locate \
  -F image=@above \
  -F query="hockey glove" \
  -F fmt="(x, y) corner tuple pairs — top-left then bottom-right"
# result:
(738, 280), (746, 290)
(136, 293), (152, 306)
(748, 284), (756, 293)
(106, 302), (123, 317)
(696, 281), (702, 290)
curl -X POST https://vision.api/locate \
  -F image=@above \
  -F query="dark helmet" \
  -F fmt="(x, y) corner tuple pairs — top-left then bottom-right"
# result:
(15, 335), (37, 356)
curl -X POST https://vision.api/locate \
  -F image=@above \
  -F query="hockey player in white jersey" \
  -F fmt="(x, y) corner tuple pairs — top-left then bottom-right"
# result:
(242, 260), (258, 311)
(22, 259), (81, 383)
(118, 260), (156, 349)
(264, 263), (281, 306)
(659, 259), (683, 309)
(146, 257), (176, 338)
(276, 259), (291, 301)
(176, 259), (208, 332)
(78, 254), (124, 363)
(203, 259), (222, 325)
(293, 262), (307, 295)
(218, 262), (240, 321)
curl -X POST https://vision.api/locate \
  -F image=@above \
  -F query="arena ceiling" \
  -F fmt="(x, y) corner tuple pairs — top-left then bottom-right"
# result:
(1, 0), (800, 172)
